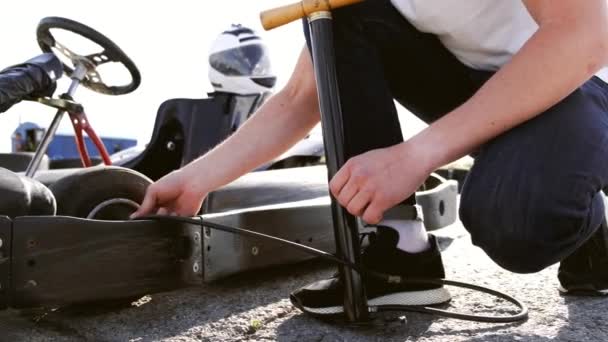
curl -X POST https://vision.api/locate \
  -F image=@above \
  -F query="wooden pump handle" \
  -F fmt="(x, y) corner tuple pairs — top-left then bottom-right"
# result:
(260, 0), (363, 30)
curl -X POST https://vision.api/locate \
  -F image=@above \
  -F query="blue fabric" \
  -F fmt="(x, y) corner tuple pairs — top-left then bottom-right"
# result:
(303, 0), (608, 273)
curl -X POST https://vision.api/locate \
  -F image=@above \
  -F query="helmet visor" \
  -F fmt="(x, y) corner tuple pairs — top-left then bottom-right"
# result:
(209, 44), (272, 77)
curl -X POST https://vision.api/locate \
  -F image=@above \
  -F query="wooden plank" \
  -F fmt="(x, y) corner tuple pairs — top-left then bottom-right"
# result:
(11, 216), (201, 308)
(0, 216), (11, 309)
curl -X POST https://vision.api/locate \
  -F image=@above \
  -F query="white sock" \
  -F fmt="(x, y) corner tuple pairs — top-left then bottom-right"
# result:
(380, 219), (430, 253)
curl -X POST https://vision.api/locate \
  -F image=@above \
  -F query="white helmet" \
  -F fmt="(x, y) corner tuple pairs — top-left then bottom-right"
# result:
(208, 25), (276, 95)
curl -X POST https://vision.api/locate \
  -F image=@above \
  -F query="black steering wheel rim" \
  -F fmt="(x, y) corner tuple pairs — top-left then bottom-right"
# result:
(37, 16), (141, 96)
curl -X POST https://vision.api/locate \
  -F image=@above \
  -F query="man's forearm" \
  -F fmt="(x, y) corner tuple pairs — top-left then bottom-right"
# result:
(408, 14), (608, 171)
(184, 88), (320, 189)
(173, 47), (320, 191)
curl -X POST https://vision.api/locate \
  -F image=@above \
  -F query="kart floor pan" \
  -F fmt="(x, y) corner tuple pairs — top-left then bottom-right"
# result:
(0, 166), (457, 309)
(201, 166), (458, 281)
(202, 198), (334, 282)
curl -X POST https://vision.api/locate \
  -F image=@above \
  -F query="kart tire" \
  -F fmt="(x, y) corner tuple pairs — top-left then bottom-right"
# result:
(50, 157), (102, 169)
(49, 166), (152, 220)
(0, 167), (56, 217)
(268, 156), (323, 170)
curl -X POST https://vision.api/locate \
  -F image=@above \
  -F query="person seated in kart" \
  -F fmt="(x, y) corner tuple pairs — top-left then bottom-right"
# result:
(133, 0), (608, 315)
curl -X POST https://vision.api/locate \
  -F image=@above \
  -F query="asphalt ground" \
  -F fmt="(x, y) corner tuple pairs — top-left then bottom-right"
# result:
(0, 221), (606, 342)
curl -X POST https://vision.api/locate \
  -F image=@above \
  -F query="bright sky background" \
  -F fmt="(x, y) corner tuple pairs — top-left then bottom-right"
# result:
(0, 0), (425, 153)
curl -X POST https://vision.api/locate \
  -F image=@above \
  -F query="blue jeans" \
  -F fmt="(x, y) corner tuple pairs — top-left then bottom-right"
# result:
(303, 0), (608, 273)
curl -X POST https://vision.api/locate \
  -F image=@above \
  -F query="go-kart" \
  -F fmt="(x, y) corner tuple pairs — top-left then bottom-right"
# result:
(0, 15), (459, 311)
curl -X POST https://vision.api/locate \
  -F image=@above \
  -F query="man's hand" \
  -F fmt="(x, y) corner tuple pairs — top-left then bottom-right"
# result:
(130, 169), (208, 218)
(329, 143), (432, 224)
(130, 47), (320, 219)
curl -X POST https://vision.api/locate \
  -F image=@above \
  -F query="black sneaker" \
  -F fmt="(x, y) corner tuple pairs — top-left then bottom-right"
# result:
(290, 227), (451, 316)
(558, 219), (608, 296)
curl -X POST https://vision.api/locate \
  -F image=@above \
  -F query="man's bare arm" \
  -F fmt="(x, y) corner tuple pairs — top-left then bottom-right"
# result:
(405, 0), (608, 172)
(329, 0), (608, 224)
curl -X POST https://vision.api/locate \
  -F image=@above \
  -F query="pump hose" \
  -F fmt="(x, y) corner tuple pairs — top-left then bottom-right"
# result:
(139, 215), (528, 323)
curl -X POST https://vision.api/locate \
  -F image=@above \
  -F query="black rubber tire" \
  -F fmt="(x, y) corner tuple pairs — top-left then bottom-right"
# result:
(50, 158), (102, 169)
(49, 166), (152, 220)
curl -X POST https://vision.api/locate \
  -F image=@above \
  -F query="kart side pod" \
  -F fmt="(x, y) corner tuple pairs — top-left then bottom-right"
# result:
(0, 166), (458, 309)
(202, 166), (458, 282)
(0, 216), (202, 309)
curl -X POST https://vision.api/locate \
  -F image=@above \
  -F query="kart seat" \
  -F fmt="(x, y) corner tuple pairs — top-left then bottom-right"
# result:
(118, 94), (243, 181)
(0, 167), (56, 217)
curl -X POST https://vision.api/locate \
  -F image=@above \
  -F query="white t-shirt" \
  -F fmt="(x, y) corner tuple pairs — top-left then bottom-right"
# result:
(390, 0), (608, 80)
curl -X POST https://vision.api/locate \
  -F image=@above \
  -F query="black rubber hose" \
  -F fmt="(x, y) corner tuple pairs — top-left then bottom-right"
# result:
(138, 215), (528, 323)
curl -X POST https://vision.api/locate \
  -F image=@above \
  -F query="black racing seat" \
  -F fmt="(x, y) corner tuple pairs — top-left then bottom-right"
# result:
(15, 95), (238, 187)
(16, 92), (262, 190)
(0, 53), (63, 113)
(116, 93), (263, 181)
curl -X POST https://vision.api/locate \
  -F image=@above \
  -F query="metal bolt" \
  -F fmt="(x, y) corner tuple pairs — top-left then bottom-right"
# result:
(166, 141), (176, 151)
(251, 246), (259, 256)
(193, 233), (200, 243)
(25, 280), (37, 288)
(192, 262), (200, 273)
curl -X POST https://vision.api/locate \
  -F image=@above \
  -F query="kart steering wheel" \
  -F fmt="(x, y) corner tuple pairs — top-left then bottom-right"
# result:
(37, 17), (141, 95)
